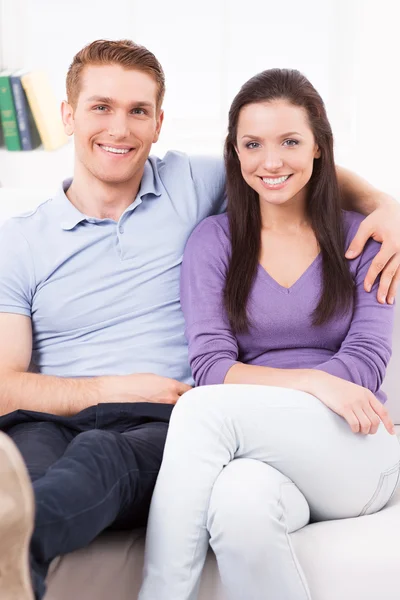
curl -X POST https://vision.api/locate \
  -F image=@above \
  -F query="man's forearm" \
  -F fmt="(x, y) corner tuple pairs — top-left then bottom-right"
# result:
(0, 371), (134, 417)
(336, 165), (397, 215)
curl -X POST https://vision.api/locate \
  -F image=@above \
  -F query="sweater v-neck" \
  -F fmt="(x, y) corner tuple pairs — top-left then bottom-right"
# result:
(257, 253), (322, 295)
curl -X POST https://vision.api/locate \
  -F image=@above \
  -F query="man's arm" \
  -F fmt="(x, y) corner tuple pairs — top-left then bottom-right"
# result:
(0, 313), (190, 417)
(337, 165), (397, 214)
(337, 166), (400, 304)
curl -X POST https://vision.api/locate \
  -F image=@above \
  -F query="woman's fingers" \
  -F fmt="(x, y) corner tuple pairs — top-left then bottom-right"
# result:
(343, 398), (395, 436)
(342, 408), (361, 434)
(370, 396), (396, 435)
(351, 405), (374, 435)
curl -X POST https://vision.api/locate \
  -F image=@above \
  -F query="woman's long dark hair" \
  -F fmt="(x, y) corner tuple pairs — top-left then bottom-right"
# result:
(224, 68), (354, 333)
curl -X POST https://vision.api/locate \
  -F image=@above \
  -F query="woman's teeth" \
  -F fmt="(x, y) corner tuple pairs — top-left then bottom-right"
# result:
(262, 175), (290, 185)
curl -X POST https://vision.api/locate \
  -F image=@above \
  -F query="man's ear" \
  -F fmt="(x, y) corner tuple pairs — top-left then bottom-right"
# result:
(61, 100), (75, 136)
(153, 109), (164, 143)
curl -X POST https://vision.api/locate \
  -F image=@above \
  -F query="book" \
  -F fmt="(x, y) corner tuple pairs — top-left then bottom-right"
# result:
(21, 71), (68, 151)
(10, 70), (42, 151)
(0, 70), (21, 151)
(0, 119), (4, 147)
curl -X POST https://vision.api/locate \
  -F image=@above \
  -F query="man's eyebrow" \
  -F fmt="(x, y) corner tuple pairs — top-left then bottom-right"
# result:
(85, 96), (155, 108)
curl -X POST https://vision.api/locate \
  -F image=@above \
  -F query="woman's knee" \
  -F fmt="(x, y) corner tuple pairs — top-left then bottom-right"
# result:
(207, 459), (310, 550)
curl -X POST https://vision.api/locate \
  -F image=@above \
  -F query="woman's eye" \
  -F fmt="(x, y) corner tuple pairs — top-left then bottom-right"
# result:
(283, 139), (299, 147)
(246, 142), (260, 149)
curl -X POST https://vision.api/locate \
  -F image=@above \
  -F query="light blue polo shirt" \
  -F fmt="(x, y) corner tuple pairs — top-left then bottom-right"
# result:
(0, 151), (226, 384)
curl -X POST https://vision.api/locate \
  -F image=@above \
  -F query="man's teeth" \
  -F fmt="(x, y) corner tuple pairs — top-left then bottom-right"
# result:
(262, 175), (290, 185)
(100, 145), (131, 154)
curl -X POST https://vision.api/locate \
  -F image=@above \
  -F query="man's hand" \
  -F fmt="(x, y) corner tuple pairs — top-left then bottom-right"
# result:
(105, 373), (192, 405)
(345, 199), (400, 304)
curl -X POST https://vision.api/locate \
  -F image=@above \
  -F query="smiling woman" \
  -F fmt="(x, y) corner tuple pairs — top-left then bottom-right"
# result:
(224, 69), (354, 333)
(138, 67), (399, 600)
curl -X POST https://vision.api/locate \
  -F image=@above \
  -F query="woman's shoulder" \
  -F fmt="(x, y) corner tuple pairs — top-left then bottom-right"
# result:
(341, 210), (370, 246)
(187, 213), (230, 249)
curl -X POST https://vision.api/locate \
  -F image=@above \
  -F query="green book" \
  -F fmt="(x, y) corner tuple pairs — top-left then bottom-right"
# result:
(0, 70), (21, 151)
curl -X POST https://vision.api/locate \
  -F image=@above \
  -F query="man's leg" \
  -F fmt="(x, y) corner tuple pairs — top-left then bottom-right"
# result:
(30, 421), (168, 589)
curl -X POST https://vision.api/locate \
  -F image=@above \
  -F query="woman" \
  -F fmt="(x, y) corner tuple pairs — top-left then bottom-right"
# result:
(138, 69), (400, 600)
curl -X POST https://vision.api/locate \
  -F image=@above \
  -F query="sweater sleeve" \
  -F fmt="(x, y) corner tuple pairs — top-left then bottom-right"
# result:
(180, 218), (239, 386)
(314, 237), (394, 393)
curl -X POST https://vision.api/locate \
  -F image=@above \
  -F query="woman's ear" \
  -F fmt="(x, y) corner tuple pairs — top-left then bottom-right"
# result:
(314, 145), (321, 159)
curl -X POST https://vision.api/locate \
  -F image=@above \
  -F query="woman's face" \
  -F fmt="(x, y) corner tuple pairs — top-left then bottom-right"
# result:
(235, 99), (321, 208)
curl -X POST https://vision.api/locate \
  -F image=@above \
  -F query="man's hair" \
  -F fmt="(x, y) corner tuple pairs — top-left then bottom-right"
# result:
(66, 39), (165, 110)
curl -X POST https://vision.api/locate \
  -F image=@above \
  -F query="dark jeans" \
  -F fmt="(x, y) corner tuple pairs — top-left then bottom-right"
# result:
(0, 402), (173, 600)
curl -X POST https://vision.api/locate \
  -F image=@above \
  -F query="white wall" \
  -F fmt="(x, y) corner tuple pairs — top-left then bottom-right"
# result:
(0, 0), (399, 198)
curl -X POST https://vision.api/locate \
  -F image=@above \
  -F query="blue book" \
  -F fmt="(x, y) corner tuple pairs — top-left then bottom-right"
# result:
(10, 70), (41, 150)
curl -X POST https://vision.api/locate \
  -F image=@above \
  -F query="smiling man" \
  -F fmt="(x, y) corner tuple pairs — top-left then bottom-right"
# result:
(0, 39), (400, 600)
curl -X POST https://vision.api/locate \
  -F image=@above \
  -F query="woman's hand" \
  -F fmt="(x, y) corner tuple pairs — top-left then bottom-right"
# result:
(345, 199), (400, 304)
(309, 371), (396, 435)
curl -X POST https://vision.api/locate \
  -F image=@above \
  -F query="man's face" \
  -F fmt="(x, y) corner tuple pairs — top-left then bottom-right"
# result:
(62, 64), (164, 185)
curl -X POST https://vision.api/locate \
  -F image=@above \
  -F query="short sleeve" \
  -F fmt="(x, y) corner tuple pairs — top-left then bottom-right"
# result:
(188, 155), (227, 215)
(0, 220), (35, 317)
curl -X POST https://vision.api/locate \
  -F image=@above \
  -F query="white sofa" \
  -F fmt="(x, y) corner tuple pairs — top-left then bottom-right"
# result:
(0, 189), (399, 600)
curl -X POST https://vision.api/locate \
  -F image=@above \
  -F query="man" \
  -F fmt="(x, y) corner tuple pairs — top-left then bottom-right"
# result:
(0, 39), (399, 600)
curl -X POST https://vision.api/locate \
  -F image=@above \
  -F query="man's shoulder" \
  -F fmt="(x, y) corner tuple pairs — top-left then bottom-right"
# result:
(150, 151), (225, 186)
(150, 150), (223, 169)
(0, 195), (56, 241)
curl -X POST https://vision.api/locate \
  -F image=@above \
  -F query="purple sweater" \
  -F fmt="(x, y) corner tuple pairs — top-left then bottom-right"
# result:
(180, 211), (394, 403)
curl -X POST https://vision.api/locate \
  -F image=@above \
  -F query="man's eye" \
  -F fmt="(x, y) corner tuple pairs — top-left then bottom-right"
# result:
(94, 106), (108, 112)
(132, 108), (146, 115)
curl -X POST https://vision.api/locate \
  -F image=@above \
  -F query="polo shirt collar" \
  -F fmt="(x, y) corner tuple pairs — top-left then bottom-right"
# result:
(58, 159), (162, 230)
(58, 178), (87, 231)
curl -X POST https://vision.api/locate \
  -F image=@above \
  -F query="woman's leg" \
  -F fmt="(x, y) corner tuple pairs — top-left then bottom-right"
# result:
(207, 458), (311, 600)
(138, 385), (400, 600)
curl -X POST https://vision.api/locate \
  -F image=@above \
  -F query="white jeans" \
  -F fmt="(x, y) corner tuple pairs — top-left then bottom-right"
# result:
(138, 385), (400, 600)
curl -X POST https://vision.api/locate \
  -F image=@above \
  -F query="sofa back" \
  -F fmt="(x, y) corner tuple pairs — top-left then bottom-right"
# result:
(0, 189), (398, 423)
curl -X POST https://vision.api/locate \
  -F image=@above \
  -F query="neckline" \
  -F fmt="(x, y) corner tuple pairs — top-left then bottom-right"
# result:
(257, 253), (322, 295)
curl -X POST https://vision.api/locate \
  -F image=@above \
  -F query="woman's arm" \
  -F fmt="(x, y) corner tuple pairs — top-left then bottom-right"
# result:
(180, 218), (240, 386)
(313, 235), (394, 393)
